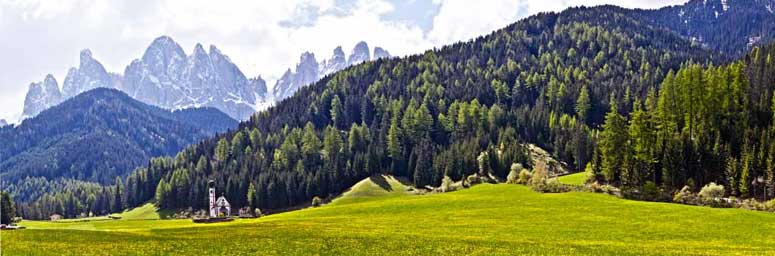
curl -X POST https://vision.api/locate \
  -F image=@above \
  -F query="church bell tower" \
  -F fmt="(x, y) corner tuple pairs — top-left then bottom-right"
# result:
(208, 180), (216, 217)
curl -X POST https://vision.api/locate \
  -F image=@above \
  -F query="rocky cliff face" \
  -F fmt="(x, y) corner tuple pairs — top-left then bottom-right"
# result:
(23, 74), (63, 118)
(22, 36), (270, 121)
(122, 37), (268, 120)
(21, 36), (385, 120)
(62, 49), (115, 98)
(273, 42), (391, 101)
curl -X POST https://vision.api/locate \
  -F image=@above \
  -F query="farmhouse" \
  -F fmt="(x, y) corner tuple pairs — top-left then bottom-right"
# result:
(49, 214), (62, 221)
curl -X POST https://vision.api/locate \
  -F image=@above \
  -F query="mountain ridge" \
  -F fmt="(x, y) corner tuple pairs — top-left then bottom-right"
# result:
(1, 88), (237, 187)
(21, 37), (391, 121)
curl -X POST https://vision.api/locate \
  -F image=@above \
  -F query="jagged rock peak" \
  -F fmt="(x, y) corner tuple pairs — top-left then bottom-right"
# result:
(79, 49), (92, 62)
(373, 47), (391, 59)
(333, 46), (345, 59)
(62, 49), (113, 98)
(348, 41), (371, 65)
(23, 74), (63, 118)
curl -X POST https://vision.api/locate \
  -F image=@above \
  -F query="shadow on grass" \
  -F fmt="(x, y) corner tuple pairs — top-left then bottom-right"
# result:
(370, 175), (393, 192)
(369, 174), (414, 192)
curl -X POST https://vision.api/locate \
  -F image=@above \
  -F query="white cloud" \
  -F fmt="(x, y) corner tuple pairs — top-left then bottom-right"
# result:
(428, 0), (524, 44)
(0, 0), (687, 123)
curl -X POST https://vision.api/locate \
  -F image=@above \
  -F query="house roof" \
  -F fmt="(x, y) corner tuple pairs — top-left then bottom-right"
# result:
(215, 196), (230, 207)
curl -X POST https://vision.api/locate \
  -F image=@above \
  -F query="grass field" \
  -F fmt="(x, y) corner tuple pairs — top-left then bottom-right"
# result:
(111, 202), (165, 220)
(557, 172), (587, 186)
(3, 178), (775, 255)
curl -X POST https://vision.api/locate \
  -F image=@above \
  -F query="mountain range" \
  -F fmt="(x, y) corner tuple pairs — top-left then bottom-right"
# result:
(21, 37), (390, 121)
(21, 38), (267, 121)
(274, 41), (391, 101)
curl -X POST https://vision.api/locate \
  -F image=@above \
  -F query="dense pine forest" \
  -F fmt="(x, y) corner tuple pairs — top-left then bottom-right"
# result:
(595, 44), (775, 199)
(11, 4), (775, 219)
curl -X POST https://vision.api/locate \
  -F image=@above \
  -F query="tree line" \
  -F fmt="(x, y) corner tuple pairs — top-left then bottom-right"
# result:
(595, 45), (775, 200)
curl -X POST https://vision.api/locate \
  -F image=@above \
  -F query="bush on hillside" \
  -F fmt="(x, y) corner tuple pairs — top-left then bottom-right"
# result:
(466, 175), (482, 186)
(673, 185), (697, 205)
(766, 199), (775, 212)
(584, 163), (597, 184)
(311, 196), (323, 207)
(642, 181), (662, 201)
(507, 163), (523, 184)
(528, 161), (570, 193)
(529, 161), (548, 187)
(440, 176), (455, 192)
(517, 169), (532, 184)
(698, 182), (725, 206)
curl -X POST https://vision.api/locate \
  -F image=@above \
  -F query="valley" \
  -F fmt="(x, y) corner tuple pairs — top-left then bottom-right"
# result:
(3, 1), (775, 255)
(4, 180), (774, 255)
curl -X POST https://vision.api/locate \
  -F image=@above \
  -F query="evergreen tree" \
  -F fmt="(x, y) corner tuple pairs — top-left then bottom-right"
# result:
(628, 101), (657, 187)
(113, 177), (124, 213)
(215, 138), (230, 162)
(576, 85), (591, 125)
(1, 192), (16, 224)
(599, 97), (628, 183)
(247, 182), (256, 210)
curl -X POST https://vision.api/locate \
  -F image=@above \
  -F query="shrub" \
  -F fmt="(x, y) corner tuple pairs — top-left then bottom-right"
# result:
(440, 176), (455, 192)
(254, 208), (263, 217)
(507, 163), (523, 184)
(584, 163), (597, 184)
(600, 184), (619, 196)
(517, 169), (532, 184)
(766, 199), (775, 212)
(641, 181), (661, 201)
(529, 162), (548, 188)
(698, 182), (725, 206)
(466, 174), (482, 186)
(740, 199), (765, 211)
(673, 185), (696, 204)
(311, 196), (323, 207)
(527, 162), (570, 193)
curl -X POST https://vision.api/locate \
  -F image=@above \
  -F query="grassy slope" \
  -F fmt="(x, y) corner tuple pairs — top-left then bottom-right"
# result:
(331, 174), (412, 204)
(558, 172), (587, 186)
(4, 183), (775, 255)
(112, 203), (163, 220)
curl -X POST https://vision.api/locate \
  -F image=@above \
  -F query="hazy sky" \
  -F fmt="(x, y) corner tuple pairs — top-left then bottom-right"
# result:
(0, 0), (688, 123)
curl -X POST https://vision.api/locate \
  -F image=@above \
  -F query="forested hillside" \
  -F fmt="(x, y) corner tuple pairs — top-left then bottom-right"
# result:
(0, 88), (237, 218)
(637, 0), (775, 56)
(14, 2), (775, 219)
(595, 44), (775, 199)
(124, 6), (723, 215)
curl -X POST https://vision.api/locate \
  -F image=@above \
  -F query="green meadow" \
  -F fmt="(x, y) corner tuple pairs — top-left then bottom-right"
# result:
(3, 177), (775, 255)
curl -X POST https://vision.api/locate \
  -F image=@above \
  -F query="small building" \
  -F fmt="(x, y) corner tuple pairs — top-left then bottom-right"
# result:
(49, 214), (62, 221)
(215, 196), (231, 217)
(207, 180), (231, 217)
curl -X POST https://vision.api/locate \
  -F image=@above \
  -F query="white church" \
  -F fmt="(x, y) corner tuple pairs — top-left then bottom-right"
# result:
(208, 180), (231, 217)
